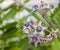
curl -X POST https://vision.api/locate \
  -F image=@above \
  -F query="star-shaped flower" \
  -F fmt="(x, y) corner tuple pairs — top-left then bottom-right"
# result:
(28, 34), (39, 47)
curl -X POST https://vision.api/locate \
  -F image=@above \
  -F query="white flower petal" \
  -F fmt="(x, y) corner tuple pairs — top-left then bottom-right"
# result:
(34, 42), (38, 47)
(0, 0), (15, 9)
(39, 31), (45, 37)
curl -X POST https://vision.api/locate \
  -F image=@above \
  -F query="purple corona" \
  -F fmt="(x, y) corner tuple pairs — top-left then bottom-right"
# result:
(33, 5), (39, 10)
(32, 36), (38, 41)
(49, 4), (54, 9)
(21, 16), (58, 47)
(24, 22), (29, 27)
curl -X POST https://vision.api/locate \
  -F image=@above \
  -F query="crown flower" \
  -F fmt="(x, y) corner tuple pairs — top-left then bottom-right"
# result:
(21, 17), (58, 47)
(32, 1), (54, 16)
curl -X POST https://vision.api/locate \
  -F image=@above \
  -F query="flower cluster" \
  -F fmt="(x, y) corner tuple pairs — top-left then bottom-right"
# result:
(21, 17), (58, 47)
(32, 1), (54, 16)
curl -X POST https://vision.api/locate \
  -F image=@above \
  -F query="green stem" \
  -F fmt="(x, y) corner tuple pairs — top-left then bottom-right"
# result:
(42, 15), (56, 30)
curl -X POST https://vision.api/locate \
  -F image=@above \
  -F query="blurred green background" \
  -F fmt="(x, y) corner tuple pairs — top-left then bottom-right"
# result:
(0, 0), (60, 50)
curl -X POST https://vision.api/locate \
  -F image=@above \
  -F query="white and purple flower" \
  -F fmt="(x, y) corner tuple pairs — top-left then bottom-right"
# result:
(21, 17), (58, 47)
(32, 1), (54, 16)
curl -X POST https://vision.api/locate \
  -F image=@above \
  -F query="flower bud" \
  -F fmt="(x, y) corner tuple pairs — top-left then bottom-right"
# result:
(23, 29), (29, 35)
(32, 36), (38, 42)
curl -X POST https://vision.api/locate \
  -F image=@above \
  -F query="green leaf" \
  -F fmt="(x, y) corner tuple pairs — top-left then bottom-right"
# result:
(0, 0), (4, 3)
(19, 37), (34, 50)
(9, 47), (21, 50)
(2, 3), (15, 11)
(2, 27), (18, 40)
(24, 0), (30, 3)
(3, 8), (16, 20)
(51, 2), (60, 29)
(51, 38), (60, 50)
(4, 42), (21, 50)
(0, 17), (2, 24)
(2, 22), (17, 29)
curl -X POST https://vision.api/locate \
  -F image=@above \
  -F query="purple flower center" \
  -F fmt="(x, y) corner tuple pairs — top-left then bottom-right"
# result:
(24, 22), (29, 27)
(33, 5), (39, 9)
(32, 36), (38, 41)
(49, 4), (54, 9)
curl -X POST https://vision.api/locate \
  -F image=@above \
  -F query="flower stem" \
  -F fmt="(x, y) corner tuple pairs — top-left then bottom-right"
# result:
(42, 15), (56, 30)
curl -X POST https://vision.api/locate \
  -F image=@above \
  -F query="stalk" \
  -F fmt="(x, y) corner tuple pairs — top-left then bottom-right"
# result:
(42, 15), (56, 30)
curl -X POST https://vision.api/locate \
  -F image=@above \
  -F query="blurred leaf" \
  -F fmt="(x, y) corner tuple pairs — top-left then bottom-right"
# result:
(3, 8), (16, 20)
(9, 47), (21, 50)
(50, 2), (60, 29)
(0, 40), (5, 48)
(57, 32), (60, 41)
(0, 0), (4, 3)
(0, 17), (2, 24)
(24, 0), (29, 3)
(19, 37), (34, 50)
(51, 38), (60, 50)
(4, 41), (21, 50)
(2, 27), (18, 40)
(2, 22), (17, 29)
(2, 2), (15, 11)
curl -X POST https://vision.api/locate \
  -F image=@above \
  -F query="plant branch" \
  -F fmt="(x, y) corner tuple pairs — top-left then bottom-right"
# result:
(42, 15), (56, 30)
